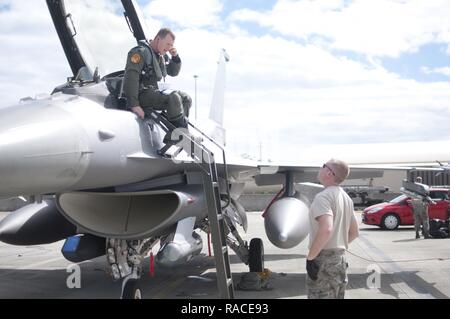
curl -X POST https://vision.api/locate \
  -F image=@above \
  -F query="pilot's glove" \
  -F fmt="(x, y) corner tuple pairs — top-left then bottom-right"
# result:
(306, 259), (319, 281)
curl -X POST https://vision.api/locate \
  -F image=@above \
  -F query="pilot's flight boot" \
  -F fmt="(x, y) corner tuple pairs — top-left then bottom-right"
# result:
(170, 116), (188, 129)
(163, 116), (202, 144)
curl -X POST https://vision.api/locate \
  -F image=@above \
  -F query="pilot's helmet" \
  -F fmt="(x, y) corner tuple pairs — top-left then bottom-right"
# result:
(415, 176), (423, 183)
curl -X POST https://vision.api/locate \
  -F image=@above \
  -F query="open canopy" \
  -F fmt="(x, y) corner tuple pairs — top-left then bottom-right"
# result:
(46, 0), (150, 81)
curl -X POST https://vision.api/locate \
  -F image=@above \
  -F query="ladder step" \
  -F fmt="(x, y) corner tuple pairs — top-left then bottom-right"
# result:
(173, 146), (184, 157)
(212, 182), (219, 188)
(157, 144), (172, 156)
(222, 246), (228, 254)
(226, 278), (233, 286)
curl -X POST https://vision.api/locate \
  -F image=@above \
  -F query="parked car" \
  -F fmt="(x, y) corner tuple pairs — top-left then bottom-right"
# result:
(362, 188), (450, 230)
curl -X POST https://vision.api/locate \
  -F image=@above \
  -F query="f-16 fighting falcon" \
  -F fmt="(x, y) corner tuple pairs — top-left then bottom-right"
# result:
(1, 0), (449, 299)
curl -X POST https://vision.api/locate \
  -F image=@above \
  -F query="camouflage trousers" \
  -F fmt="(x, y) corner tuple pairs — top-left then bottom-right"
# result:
(306, 249), (348, 299)
(413, 207), (430, 236)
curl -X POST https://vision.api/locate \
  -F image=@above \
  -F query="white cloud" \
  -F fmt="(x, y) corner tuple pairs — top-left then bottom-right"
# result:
(143, 0), (223, 28)
(230, 0), (450, 58)
(0, 0), (449, 162)
(422, 66), (450, 77)
(0, 2), (70, 106)
(0, 0), (143, 105)
(166, 25), (450, 158)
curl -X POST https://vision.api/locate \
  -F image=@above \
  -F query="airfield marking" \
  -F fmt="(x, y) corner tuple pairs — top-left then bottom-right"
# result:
(357, 233), (435, 298)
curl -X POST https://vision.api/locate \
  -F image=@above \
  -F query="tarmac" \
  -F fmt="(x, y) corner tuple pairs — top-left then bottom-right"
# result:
(1, 210), (450, 299)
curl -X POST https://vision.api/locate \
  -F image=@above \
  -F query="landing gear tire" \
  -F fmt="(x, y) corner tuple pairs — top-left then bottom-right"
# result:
(248, 238), (264, 272)
(122, 279), (142, 299)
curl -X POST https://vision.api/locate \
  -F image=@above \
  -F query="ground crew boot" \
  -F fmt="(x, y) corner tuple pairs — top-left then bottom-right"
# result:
(415, 232), (420, 239)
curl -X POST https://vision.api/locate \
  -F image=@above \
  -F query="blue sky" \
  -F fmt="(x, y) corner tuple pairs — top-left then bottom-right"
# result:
(381, 43), (450, 82)
(0, 0), (449, 161)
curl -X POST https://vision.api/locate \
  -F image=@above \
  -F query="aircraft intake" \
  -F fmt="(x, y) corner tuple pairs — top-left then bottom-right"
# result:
(263, 197), (310, 249)
(56, 187), (207, 240)
(0, 199), (77, 245)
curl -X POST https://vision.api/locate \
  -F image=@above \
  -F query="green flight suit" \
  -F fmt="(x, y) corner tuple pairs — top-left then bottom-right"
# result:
(122, 41), (191, 122)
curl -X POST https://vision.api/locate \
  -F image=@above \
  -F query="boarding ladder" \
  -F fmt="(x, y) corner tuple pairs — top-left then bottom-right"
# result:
(147, 110), (234, 299)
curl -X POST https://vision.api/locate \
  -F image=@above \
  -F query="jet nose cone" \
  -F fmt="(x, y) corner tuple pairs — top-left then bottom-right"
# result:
(0, 102), (89, 196)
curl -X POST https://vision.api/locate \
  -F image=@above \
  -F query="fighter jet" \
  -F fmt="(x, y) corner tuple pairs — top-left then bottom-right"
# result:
(1, 0), (449, 299)
(0, 0), (309, 299)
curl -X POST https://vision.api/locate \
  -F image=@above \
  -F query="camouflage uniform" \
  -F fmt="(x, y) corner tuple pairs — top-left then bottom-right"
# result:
(306, 249), (348, 299)
(122, 40), (191, 125)
(411, 198), (430, 238)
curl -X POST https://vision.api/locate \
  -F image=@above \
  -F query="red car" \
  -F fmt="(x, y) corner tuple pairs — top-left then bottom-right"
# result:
(362, 188), (450, 230)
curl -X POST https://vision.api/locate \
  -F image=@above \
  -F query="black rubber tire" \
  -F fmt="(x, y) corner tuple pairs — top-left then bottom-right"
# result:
(122, 279), (142, 299)
(248, 238), (264, 272)
(381, 213), (400, 230)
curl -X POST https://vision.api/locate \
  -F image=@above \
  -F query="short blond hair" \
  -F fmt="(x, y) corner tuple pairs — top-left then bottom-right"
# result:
(155, 28), (175, 40)
(327, 159), (350, 184)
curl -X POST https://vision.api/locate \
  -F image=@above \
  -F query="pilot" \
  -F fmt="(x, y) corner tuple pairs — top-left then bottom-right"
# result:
(411, 176), (431, 239)
(122, 28), (191, 130)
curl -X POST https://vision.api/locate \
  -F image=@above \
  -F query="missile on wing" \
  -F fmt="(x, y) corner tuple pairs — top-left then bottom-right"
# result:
(263, 197), (310, 249)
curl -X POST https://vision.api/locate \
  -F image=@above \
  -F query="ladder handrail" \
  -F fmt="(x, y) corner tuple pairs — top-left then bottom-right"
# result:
(145, 109), (235, 299)
(187, 121), (231, 209)
(146, 110), (231, 209)
(146, 110), (210, 174)
(117, 107), (236, 298)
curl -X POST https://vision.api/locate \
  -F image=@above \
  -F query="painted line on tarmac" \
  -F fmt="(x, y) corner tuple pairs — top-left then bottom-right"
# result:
(358, 233), (436, 298)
